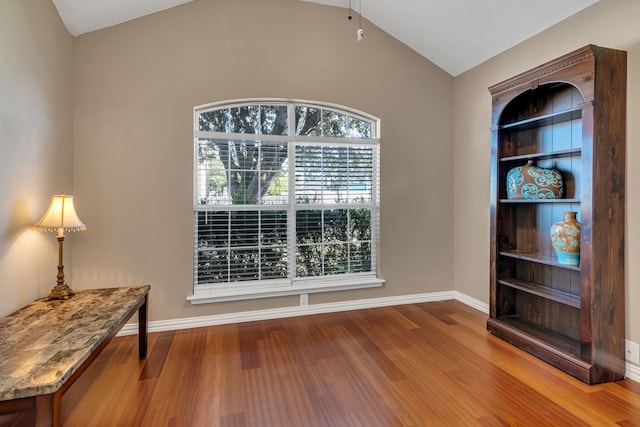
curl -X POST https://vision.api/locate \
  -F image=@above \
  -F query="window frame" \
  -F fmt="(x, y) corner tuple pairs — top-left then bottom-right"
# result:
(189, 99), (383, 304)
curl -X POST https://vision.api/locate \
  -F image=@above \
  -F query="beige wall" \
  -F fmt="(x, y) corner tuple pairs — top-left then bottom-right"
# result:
(71, 0), (454, 322)
(453, 0), (640, 343)
(0, 0), (74, 316)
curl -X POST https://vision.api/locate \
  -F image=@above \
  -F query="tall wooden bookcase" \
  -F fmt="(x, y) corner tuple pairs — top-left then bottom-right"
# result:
(487, 45), (627, 384)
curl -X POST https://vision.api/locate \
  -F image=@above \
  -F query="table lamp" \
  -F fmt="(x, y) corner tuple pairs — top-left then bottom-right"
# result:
(33, 194), (86, 300)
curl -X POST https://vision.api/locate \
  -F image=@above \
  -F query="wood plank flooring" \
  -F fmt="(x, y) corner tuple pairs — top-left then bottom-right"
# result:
(58, 300), (640, 426)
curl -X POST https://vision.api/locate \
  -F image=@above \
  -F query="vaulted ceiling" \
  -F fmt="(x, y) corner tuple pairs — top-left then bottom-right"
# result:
(51, 0), (600, 76)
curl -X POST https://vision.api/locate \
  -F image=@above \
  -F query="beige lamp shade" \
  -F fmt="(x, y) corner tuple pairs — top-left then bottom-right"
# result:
(33, 194), (86, 234)
(33, 194), (85, 300)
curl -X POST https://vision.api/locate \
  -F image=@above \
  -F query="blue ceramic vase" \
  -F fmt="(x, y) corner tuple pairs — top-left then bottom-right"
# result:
(506, 160), (564, 200)
(550, 211), (580, 266)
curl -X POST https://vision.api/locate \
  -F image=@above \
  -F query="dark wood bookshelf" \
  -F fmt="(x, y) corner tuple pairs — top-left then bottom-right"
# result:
(497, 108), (582, 131)
(499, 198), (580, 204)
(500, 148), (582, 163)
(498, 250), (580, 271)
(498, 278), (580, 308)
(488, 45), (626, 384)
(486, 317), (588, 379)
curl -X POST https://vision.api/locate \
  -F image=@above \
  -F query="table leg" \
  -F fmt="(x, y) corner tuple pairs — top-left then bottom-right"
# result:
(34, 394), (53, 427)
(138, 293), (148, 360)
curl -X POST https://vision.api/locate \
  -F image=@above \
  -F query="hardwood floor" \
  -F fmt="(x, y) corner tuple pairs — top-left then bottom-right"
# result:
(59, 300), (640, 426)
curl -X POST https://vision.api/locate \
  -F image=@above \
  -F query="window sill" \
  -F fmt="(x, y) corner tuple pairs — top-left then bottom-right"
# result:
(187, 276), (385, 304)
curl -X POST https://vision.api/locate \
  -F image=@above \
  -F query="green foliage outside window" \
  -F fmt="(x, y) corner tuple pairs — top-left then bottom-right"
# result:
(195, 101), (377, 286)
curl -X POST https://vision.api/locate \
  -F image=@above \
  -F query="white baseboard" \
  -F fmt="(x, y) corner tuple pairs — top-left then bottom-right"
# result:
(627, 361), (640, 383)
(117, 290), (639, 383)
(118, 290), (468, 335)
(452, 291), (489, 313)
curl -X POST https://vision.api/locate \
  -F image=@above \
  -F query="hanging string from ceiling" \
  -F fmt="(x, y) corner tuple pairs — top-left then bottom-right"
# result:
(347, 0), (364, 43)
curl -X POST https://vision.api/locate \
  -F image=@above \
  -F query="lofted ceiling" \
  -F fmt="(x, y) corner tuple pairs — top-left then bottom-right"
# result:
(51, 0), (193, 37)
(51, 0), (600, 76)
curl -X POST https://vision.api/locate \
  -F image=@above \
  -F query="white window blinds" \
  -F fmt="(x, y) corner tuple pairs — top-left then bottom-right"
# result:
(194, 101), (379, 295)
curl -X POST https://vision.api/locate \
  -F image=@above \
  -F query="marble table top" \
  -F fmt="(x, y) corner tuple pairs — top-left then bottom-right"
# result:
(0, 286), (150, 401)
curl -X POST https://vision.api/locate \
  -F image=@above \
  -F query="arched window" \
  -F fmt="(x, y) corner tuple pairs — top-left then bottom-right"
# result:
(190, 100), (382, 303)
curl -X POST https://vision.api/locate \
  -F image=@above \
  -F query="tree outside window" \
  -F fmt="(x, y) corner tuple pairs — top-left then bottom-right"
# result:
(194, 101), (379, 291)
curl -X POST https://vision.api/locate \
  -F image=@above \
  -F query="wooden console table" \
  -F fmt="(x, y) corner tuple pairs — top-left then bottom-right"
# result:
(0, 285), (150, 427)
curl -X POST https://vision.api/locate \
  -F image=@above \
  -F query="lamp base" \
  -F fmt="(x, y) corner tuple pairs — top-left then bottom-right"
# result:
(45, 283), (74, 301)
